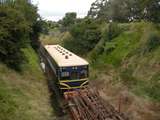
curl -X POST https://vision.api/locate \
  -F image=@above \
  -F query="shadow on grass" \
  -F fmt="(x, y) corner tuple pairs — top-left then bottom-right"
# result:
(47, 78), (69, 120)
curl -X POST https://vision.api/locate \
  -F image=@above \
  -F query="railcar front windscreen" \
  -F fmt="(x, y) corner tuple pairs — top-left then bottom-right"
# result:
(60, 65), (88, 80)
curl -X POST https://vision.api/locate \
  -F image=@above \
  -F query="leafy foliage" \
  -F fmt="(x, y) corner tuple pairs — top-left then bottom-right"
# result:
(89, 38), (105, 63)
(59, 12), (77, 32)
(0, 6), (29, 70)
(107, 22), (122, 41)
(141, 0), (160, 23)
(63, 18), (101, 55)
(144, 31), (160, 53)
(90, 22), (160, 102)
(14, 0), (41, 49)
(0, 47), (53, 120)
(0, 0), (41, 70)
(88, 0), (160, 23)
(88, 0), (106, 19)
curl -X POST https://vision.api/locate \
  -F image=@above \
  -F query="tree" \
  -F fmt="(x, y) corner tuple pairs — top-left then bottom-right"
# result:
(102, 0), (142, 22)
(88, 0), (106, 19)
(88, 0), (160, 23)
(13, 0), (41, 49)
(60, 12), (77, 31)
(64, 18), (101, 54)
(0, 6), (30, 70)
(142, 0), (160, 22)
(0, 0), (41, 70)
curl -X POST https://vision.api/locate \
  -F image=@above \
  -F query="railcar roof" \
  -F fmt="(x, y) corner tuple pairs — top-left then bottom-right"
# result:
(44, 45), (89, 67)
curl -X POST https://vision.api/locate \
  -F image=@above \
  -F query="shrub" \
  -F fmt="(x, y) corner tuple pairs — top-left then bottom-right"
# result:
(63, 18), (102, 55)
(102, 22), (121, 42)
(0, 6), (29, 70)
(0, 1), (40, 70)
(143, 31), (160, 53)
(104, 42), (116, 54)
(147, 32), (160, 51)
(101, 23), (121, 55)
(89, 38), (105, 63)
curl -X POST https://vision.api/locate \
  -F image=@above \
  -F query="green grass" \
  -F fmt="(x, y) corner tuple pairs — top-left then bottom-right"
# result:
(40, 32), (70, 45)
(42, 22), (160, 102)
(0, 47), (53, 120)
(0, 80), (30, 120)
(90, 22), (160, 102)
(103, 31), (141, 66)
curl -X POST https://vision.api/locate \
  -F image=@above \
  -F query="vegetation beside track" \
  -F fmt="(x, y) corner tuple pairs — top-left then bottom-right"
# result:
(0, 47), (54, 120)
(41, 22), (160, 120)
(0, 2), (55, 119)
(88, 22), (160, 120)
(89, 22), (160, 101)
(1, 0), (160, 120)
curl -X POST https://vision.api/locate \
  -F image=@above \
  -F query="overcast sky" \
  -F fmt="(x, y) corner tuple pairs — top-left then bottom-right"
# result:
(32, 0), (95, 21)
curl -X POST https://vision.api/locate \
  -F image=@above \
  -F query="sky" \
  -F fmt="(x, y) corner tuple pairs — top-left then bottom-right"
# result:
(32, 0), (95, 21)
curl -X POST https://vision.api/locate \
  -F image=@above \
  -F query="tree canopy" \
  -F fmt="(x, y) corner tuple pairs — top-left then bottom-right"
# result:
(63, 18), (101, 54)
(88, 0), (160, 23)
(60, 12), (77, 31)
(0, 0), (41, 70)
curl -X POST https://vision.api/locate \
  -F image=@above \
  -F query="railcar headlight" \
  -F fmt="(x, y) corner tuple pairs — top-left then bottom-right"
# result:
(60, 67), (65, 71)
(72, 66), (77, 69)
(61, 72), (69, 77)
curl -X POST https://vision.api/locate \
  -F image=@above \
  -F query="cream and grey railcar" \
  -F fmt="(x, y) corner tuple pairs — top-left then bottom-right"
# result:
(40, 45), (89, 91)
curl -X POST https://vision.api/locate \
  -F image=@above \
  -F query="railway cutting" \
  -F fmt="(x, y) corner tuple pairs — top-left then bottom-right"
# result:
(39, 44), (128, 120)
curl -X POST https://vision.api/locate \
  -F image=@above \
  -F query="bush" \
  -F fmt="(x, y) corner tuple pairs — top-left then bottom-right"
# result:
(0, 6), (29, 70)
(89, 38), (105, 63)
(103, 22), (121, 42)
(143, 31), (160, 53)
(0, 1), (40, 70)
(63, 18), (102, 55)
(147, 32), (160, 51)
(104, 42), (116, 54)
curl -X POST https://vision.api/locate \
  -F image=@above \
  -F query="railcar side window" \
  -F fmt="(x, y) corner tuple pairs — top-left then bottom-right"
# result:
(79, 70), (88, 79)
(70, 71), (78, 80)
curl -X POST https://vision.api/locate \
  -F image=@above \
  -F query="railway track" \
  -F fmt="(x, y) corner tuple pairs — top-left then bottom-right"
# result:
(39, 45), (128, 120)
(64, 87), (128, 120)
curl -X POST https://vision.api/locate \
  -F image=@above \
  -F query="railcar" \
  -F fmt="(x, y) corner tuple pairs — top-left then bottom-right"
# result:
(39, 45), (89, 91)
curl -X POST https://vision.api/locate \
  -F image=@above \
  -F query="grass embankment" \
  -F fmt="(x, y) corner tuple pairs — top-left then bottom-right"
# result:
(40, 30), (69, 45)
(0, 47), (54, 120)
(91, 22), (160, 101)
(90, 22), (160, 120)
(40, 22), (160, 120)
